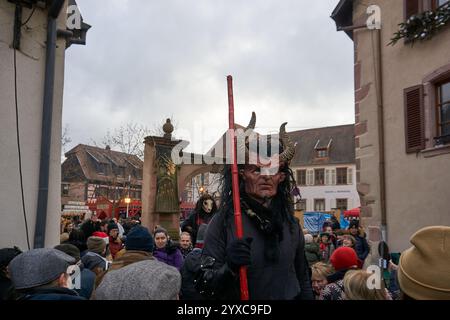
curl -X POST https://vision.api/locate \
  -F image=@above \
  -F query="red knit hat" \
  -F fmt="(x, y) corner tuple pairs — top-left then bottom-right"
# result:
(330, 247), (359, 271)
(92, 231), (108, 238)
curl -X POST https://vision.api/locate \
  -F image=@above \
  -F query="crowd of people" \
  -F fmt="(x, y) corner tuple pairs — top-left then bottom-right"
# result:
(1, 212), (449, 301)
(307, 218), (450, 300)
(1, 114), (449, 301)
(0, 193), (216, 301)
(2, 204), (448, 301)
(1, 198), (449, 301)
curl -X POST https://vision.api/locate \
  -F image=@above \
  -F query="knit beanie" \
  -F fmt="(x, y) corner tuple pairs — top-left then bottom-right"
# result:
(92, 231), (108, 238)
(92, 231), (109, 245)
(397, 226), (450, 300)
(125, 226), (154, 252)
(330, 247), (358, 271)
(87, 236), (107, 255)
(108, 222), (119, 234)
(54, 244), (81, 262)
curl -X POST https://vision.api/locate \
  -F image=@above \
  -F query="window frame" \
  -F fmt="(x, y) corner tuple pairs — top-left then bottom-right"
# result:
(404, 0), (450, 22)
(431, 0), (450, 10)
(61, 184), (69, 196)
(423, 64), (450, 150)
(316, 149), (328, 158)
(297, 169), (307, 186)
(336, 167), (348, 185)
(295, 199), (307, 211)
(436, 79), (450, 143)
(314, 168), (325, 186)
(314, 199), (326, 211)
(336, 198), (348, 211)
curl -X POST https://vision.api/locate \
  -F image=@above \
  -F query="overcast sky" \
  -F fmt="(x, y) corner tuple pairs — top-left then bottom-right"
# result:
(63, 0), (354, 155)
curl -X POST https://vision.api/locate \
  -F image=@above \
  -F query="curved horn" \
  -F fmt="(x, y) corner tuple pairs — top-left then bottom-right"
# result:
(236, 112), (257, 159)
(246, 112), (256, 130)
(279, 122), (296, 163)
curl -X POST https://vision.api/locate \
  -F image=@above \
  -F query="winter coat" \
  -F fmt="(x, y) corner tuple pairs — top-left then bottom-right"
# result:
(180, 247), (193, 259)
(154, 245), (184, 271)
(180, 248), (205, 300)
(0, 274), (18, 301)
(76, 267), (96, 299)
(305, 242), (321, 267)
(109, 250), (153, 271)
(354, 234), (370, 262)
(319, 269), (349, 301)
(181, 211), (214, 245)
(108, 237), (123, 259)
(19, 287), (85, 301)
(319, 242), (335, 263)
(96, 250), (153, 286)
(196, 209), (314, 300)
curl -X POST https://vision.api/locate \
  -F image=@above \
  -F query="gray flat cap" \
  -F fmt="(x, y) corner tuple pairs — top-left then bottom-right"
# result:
(9, 248), (75, 290)
(94, 260), (181, 300)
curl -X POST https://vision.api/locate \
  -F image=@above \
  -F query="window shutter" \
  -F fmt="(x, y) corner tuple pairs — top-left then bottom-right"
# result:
(404, 85), (425, 153)
(347, 168), (353, 185)
(404, 0), (420, 20)
(330, 198), (336, 210)
(331, 169), (336, 185)
(307, 169), (314, 186)
(325, 169), (330, 185)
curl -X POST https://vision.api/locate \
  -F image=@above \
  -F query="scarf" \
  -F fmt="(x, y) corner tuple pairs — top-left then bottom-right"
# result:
(240, 192), (284, 263)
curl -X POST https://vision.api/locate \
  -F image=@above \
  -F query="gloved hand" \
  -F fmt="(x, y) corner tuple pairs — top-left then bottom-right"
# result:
(226, 237), (253, 272)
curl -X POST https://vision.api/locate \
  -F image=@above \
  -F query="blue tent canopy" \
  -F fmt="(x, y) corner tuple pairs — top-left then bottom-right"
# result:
(303, 212), (332, 234)
(303, 212), (350, 233)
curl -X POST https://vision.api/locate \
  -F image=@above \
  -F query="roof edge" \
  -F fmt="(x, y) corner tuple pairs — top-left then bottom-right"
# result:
(330, 0), (354, 40)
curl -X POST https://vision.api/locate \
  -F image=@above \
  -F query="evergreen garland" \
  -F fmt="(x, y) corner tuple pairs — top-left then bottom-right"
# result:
(390, 2), (450, 45)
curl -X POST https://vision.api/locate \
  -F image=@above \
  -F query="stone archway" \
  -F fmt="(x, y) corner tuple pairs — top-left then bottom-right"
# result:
(177, 163), (222, 199)
(141, 119), (223, 240)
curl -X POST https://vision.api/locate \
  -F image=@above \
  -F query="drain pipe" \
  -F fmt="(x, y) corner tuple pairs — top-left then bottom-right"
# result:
(34, 0), (66, 248)
(375, 29), (388, 243)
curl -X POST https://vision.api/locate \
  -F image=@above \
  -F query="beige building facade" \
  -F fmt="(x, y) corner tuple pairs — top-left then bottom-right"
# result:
(332, 0), (450, 252)
(0, 0), (89, 249)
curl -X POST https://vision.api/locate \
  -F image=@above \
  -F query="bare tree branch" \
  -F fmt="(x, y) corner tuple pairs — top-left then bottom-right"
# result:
(62, 124), (72, 151)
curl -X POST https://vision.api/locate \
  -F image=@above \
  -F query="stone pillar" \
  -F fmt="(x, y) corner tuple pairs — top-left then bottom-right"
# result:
(142, 119), (182, 240)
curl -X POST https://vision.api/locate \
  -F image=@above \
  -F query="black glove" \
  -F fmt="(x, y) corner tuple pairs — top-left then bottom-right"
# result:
(226, 237), (253, 272)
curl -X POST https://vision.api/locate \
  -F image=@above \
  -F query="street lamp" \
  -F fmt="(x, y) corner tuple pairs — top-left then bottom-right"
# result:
(124, 197), (131, 218)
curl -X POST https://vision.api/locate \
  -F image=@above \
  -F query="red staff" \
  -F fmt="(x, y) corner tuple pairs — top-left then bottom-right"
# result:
(227, 75), (249, 300)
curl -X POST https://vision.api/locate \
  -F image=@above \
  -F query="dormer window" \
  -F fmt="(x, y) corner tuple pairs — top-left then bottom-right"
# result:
(314, 138), (332, 159)
(316, 149), (328, 158)
(86, 150), (108, 175)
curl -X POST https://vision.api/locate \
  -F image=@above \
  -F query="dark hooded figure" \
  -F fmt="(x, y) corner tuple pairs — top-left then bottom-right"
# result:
(193, 113), (313, 300)
(181, 193), (218, 245)
(0, 247), (22, 300)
